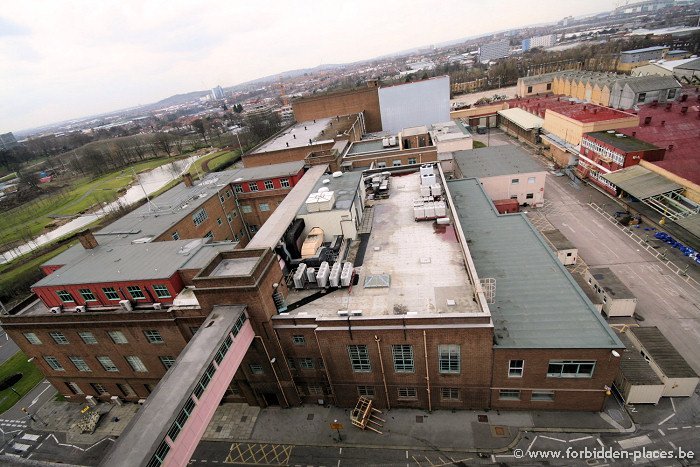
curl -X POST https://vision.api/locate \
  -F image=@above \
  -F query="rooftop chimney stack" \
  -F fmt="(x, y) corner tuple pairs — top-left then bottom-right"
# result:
(182, 173), (194, 187)
(644, 116), (652, 125)
(77, 229), (98, 250)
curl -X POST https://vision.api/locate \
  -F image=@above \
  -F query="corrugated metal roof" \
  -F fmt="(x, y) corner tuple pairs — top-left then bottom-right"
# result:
(497, 107), (544, 130)
(624, 75), (681, 93)
(674, 214), (700, 239)
(602, 165), (683, 199)
(621, 46), (668, 54)
(453, 146), (544, 179)
(630, 327), (698, 379)
(447, 178), (623, 349)
(675, 57), (700, 71)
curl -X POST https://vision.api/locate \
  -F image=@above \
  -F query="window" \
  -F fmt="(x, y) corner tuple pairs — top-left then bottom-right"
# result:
(249, 363), (264, 374)
(499, 389), (521, 400)
(526, 193), (534, 199)
(66, 382), (83, 394)
(248, 182), (259, 192)
(91, 383), (108, 395)
(160, 356), (176, 370)
(79, 332), (98, 344)
(527, 176), (536, 184)
(441, 387), (459, 400)
(97, 356), (119, 372)
(69, 356), (91, 372)
(527, 85), (533, 93)
(153, 285), (171, 299)
(241, 205), (253, 213)
(249, 225), (258, 233)
(108, 331), (128, 344)
(171, 232), (180, 240)
(219, 195), (225, 203)
(234, 184), (243, 193)
(45, 356), (64, 371)
(125, 356), (148, 372)
(392, 160), (402, 167)
(259, 203), (270, 212)
(280, 178), (290, 188)
(79, 289), (96, 302)
(357, 385), (375, 397)
(408, 158), (417, 165)
(508, 360), (524, 377)
(397, 387), (417, 399)
(50, 332), (69, 345)
(56, 290), (74, 302)
(144, 384), (155, 394)
(204, 231), (214, 239)
(511, 178), (519, 185)
(226, 189), (232, 198)
(227, 213), (232, 222)
(229, 210), (237, 218)
(144, 330), (164, 344)
(264, 180), (274, 190)
(127, 286), (145, 300)
(318, 358), (325, 369)
(348, 345), (371, 372)
(376, 161), (387, 168)
(117, 383), (136, 398)
(546, 83), (552, 91)
(638, 92), (646, 103)
(438, 345), (460, 374)
(192, 208), (208, 226)
(102, 287), (120, 300)
(531, 391), (555, 401)
(217, 217), (223, 226)
(287, 357), (296, 369)
(667, 88), (676, 99)
(149, 441), (170, 467)
(24, 332), (42, 345)
(299, 358), (314, 369)
(190, 326), (200, 335)
(547, 360), (596, 378)
(308, 383), (324, 395)
(392, 345), (414, 373)
(292, 335), (306, 346)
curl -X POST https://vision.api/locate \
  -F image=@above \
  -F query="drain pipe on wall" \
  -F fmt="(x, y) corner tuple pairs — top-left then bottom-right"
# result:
(255, 336), (289, 407)
(374, 335), (391, 410)
(423, 330), (432, 413)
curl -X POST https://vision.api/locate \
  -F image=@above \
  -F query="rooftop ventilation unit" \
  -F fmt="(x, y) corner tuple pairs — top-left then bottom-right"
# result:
(317, 261), (331, 287)
(340, 262), (354, 287)
(306, 267), (317, 283)
(153, 303), (162, 310)
(75, 305), (87, 313)
(294, 263), (308, 289)
(330, 262), (342, 287)
(337, 310), (349, 316)
(50, 307), (62, 314)
(350, 310), (363, 316)
(119, 300), (133, 312)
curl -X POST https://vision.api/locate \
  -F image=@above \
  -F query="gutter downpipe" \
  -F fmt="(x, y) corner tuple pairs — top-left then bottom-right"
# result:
(374, 335), (391, 410)
(255, 335), (289, 407)
(423, 330), (432, 413)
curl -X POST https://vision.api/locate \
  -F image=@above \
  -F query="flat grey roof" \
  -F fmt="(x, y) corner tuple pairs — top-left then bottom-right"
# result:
(100, 306), (246, 467)
(630, 327), (698, 379)
(227, 160), (305, 183)
(572, 273), (603, 306)
(453, 145), (545, 179)
(603, 165), (683, 200)
(210, 257), (259, 277)
(621, 46), (667, 54)
(674, 214), (700, 240)
(252, 118), (334, 153)
(296, 171), (363, 216)
(447, 178), (623, 348)
(617, 331), (664, 386)
(588, 267), (635, 300)
(34, 239), (212, 287)
(346, 139), (393, 156)
(542, 229), (575, 251)
(498, 108), (544, 130)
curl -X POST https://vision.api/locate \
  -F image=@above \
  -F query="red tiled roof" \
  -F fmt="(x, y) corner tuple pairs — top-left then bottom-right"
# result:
(506, 95), (636, 123)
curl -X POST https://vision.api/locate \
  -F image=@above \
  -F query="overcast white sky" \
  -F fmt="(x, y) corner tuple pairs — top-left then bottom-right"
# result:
(1, 0), (614, 132)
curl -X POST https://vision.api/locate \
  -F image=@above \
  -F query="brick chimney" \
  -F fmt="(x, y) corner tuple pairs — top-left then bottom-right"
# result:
(77, 229), (98, 250)
(182, 173), (194, 187)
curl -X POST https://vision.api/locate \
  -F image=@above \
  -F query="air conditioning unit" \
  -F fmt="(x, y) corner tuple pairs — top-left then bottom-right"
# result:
(337, 310), (349, 316)
(75, 305), (87, 313)
(153, 303), (162, 310)
(50, 307), (62, 314)
(119, 300), (133, 312)
(350, 310), (363, 316)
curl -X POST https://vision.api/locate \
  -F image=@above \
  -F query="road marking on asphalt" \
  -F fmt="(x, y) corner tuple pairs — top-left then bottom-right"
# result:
(658, 429), (665, 436)
(225, 443), (293, 465)
(540, 435), (567, 443)
(337, 460), (341, 467)
(682, 426), (692, 429)
(527, 435), (539, 452)
(406, 450), (408, 459)
(658, 413), (675, 425)
(21, 433), (40, 441)
(668, 427), (678, 430)
(670, 397), (676, 413)
(669, 442), (677, 449)
(597, 438), (605, 448)
(618, 435), (651, 450)
(570, 436), (592, 442)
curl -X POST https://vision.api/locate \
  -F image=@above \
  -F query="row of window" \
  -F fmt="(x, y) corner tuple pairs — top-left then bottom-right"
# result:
(64, 381), (151, 398)
(375, 158), (418, 169)
(24, 329), (163, 346)
(581, 138), (625, 166)
(511, 176), (537, 185)
(236, 178), (290, 193)
(44, 354), (168, 373)
(54, 285), (171, 304)
(498, 389), (555, 402)
(355, 385), (460, 401)
(240, 202), (272, 214)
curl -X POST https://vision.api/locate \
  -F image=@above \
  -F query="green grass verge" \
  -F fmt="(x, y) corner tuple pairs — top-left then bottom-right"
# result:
(0, 172), (17, 182)
(189, 149), (239, 177)
(473, 141), (487, 148)
(0, 351), (45, 414)
(206, 150), (241, 172)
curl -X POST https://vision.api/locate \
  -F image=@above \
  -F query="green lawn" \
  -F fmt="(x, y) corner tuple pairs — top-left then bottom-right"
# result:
(473, 141), (487, 148)
(206, 150), (241, 172)
(189, 149), (240, 177)
(0, 172), (17, 182)
(0, 351), (45, 414)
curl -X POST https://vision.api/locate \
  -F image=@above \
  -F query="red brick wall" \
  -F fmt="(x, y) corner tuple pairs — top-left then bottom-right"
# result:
(292, 87), (381, 132)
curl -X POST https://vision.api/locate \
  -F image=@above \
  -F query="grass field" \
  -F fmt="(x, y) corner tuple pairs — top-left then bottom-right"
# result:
(0, 172), (17, 183)
(0, 351), (44, 414)
(190, 149), (241, 177)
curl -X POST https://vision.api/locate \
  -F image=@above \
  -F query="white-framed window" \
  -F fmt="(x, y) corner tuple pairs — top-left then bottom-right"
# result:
(91, 383), (108, 395)
(292, 335), (306, 345)
(127, 286), (145, 300)
(56, 290), (74, 302)
(527, 176), (536, 184)
(192, 208), (208, 226)
(226, 189), (232, 198)
(144, 330), (164, 344)
(499, 389), (521, 400)
(440, 387), (459, 400)
(125, 356), (148, 372)
(438, 344), (460, 374)
(204, 231), (214, 239)
(234, 184), (243, 193)
(308, 383), (324, 395)
(511, 178), (520, 185)
(280, 178), (290, 188)
(397, 387), (417, 399)
(241, 205), (253, 213)
(377, 161), (387, 168)
(117, 383), (136, 398)
(508, 360), (524, 377)
(97, 356), (119, 372)
(153, 285), (171, 299)
(299, 358), (314, 369)
(249, 363), (264, 374)
(172, 231), (180, 240)
(392, 344), (414, 373)
(248, 182), (259, 192)
(45, 356), (64, 371)
(217, 217), (223, 226)
(229, 210), (237, 218)
(66, 382), (83, 394)
(108, 331), (128, 344)
(69, 356), (91, 372)
(227, 213), (232, 222)
(259, 203), (270, 212)
(546, 360), (595, 378)
(357, 385), (374, 397)
(24, 332), (42, 345)
(160, 356), (176, 369)
(78, 289), (96, 302)
(79, 332), (98, 345)
(50, 332), (69, 345)
(408, 158), (417, 165)
(667, 88), (676, 99)
(102, 287), (120, 300)
(392, 160), (402, 167)
(348, 345), (371, 372)
(531, 391), (555, 401)
(526, 193), (534, 199)
(264, 180), (274, 190)
(219, 194), (225, 203)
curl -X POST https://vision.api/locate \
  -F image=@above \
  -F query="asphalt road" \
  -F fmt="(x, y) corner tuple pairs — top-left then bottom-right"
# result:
(0, 326), (19, 366)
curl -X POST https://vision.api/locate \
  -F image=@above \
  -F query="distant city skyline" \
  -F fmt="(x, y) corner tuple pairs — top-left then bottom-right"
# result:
(2, 0), (616, 132)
